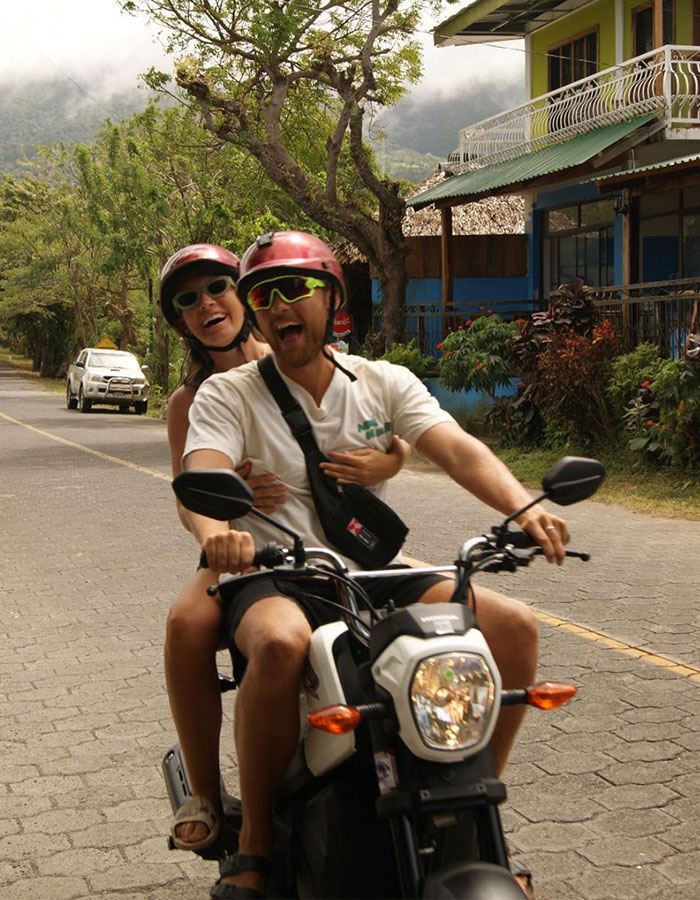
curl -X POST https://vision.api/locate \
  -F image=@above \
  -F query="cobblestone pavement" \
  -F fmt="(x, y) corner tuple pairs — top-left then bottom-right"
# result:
(1, 364), (698, 899)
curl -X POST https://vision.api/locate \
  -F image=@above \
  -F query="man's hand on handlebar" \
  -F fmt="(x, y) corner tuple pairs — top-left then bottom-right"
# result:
(516, 505), (569, 565)
(201, 529), (256, 574)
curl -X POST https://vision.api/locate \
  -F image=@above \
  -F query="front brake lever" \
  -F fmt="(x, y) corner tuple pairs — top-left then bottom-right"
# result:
(529, 548), (591, 562)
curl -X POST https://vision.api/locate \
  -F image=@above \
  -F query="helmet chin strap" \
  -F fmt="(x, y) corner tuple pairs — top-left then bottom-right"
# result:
(198, 320), (251, 353)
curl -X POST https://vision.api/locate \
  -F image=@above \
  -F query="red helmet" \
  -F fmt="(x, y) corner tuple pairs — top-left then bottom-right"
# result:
(159, 243), (241, 327)
(237, 231), (346, 311)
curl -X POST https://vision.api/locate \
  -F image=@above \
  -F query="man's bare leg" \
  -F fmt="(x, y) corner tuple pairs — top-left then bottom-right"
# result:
(165, 568), (224, 845)
(222, 596), (312, 893)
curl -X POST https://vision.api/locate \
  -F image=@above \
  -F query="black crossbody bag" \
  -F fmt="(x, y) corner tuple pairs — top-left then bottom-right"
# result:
(257, 355), (409, 569)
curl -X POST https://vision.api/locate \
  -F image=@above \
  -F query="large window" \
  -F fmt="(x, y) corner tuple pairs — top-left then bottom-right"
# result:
(544, 200), (616, 295)
(633, 1), (675, 56)
(638, 187), (700, 281)
(548, 30), (598, 90)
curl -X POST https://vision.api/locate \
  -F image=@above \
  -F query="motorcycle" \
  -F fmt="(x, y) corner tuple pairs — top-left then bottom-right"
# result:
(163, 456), (604, 899)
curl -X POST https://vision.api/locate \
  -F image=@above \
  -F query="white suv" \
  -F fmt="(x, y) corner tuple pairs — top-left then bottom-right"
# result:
(66, 348), (150, 414)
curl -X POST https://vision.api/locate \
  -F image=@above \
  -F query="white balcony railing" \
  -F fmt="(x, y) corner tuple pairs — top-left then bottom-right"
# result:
(448, 45), (700, 173)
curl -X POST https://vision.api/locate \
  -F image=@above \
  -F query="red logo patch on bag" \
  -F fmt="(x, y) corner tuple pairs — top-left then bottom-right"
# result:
(347, 517), (379, 550)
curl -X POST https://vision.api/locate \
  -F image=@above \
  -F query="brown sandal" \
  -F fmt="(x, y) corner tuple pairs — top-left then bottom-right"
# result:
(171, 796), (220, 852)
(510, 857), (535, 899)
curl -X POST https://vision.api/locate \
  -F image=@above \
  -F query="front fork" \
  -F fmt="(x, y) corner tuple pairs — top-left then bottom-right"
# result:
(362, 681), (510, 898)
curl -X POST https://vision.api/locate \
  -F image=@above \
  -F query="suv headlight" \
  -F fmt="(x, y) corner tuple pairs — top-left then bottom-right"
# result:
(410, 652), (496, 751)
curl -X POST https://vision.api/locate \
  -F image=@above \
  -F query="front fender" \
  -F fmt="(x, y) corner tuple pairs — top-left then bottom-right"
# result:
(422, 861), (525, 900)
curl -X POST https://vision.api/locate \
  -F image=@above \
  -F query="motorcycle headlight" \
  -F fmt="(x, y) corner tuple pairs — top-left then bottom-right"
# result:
(410, 653), (496, 751)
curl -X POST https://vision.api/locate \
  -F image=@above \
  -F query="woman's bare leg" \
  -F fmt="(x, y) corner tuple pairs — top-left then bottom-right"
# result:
(164, 568), (223, 844)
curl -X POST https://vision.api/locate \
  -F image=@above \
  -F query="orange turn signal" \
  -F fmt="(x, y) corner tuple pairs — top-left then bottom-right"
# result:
(308, 705), (362, 734)
(526, 681), (577, 710)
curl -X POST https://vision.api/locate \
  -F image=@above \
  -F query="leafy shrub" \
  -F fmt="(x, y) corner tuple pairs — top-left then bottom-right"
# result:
(437, 313), (518, 396)
(624, 359), (700, 466)
(489, 279), (606, 447)
(358, 329), (385, 360)
(379, 339), (433, 380)
(535, 319), (620, 447)
(607, 343), (665, 419)
(147, 383), (167, 418)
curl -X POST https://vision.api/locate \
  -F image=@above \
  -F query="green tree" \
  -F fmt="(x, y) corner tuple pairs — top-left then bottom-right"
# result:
(0, 171), (87, 376)
(0, 99), (324, 384)
(122, 0), (444, 346)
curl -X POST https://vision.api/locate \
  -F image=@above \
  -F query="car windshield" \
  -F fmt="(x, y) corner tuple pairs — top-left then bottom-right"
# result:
(89, 353), (140, 370)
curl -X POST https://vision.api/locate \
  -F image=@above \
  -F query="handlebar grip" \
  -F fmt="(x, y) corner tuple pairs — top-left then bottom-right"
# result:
(253, 542), (287, 568)
(503, 530), (538, 549)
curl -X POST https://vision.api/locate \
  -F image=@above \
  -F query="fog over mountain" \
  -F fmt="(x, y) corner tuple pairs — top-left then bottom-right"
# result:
(0, 66), (524, 182)
(0, 75), (154, 174)
(375, 76), (525, 160)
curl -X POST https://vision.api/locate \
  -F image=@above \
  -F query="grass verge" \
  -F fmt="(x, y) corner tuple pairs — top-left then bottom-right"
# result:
(495, 446), (700, 521)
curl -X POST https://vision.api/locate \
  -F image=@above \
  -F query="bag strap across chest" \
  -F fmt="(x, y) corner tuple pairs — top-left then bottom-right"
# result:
(257, 355), (323, 458)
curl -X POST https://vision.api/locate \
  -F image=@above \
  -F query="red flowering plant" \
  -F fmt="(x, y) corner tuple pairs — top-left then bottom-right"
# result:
(622, 358), (700, 466)
(438, 312), (518, 398)
(535, 319), (621, 447)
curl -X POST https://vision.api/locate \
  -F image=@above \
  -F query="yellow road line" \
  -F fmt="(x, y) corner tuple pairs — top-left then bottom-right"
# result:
(3, 410), (699, 683)
(0, 410), (170, 482)
(534, 608), (700, 683)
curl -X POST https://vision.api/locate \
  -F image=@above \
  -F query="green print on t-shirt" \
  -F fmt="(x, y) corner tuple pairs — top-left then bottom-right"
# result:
(357, 418), (392, 440)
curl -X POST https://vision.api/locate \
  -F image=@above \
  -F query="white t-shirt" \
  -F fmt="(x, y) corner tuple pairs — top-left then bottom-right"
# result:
(184, 351), (455, 569)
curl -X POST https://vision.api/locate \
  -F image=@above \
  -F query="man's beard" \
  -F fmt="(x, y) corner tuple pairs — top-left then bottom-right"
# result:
(269, 318), (327, 369)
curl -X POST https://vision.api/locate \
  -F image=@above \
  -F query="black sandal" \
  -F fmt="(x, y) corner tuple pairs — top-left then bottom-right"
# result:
(210, 852), (271, 899)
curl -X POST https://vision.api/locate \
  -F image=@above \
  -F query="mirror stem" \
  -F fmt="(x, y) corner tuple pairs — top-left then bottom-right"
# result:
(502, 491), (548, 528)
(248, 509), (306, 565)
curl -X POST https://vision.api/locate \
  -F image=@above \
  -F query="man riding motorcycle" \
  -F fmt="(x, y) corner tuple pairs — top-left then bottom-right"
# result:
(181, 229), (568, 898)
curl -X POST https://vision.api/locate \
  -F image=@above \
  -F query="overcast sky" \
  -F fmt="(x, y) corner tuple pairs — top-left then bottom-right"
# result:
(1, 0), (523, 99)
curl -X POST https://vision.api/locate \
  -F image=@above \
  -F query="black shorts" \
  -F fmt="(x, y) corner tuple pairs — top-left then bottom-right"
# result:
(220, 567), (452, 684)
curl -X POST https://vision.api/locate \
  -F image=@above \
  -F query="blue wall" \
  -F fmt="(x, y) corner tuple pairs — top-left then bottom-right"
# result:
(372, 277), (529, 307)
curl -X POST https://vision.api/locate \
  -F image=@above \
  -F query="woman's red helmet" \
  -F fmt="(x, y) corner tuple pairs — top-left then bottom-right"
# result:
(159, 244), (241, 328)
(237, 231), (346, 311)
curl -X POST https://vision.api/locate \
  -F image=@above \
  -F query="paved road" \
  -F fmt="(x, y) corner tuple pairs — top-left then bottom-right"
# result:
(1, 363), (698, 899)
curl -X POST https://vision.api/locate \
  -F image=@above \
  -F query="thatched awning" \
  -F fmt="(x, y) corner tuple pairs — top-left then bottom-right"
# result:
(331, 171), (525, 264)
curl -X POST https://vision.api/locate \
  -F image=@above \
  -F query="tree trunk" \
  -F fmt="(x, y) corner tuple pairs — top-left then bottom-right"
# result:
(154, 312), (170, 392)
(373, 243), (409, 348)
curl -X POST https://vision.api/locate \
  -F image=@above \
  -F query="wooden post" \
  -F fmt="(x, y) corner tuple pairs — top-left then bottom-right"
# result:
(440, 206), (453, 312)
(654, 0), (664, 48)
(621, 189), (632, 350)
(440, 207), (454, 343)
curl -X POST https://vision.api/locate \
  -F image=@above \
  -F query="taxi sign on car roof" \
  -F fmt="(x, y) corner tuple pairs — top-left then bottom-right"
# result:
(96, 337), (119, 349)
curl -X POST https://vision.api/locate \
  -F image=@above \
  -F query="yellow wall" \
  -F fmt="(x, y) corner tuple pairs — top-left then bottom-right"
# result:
(530, 0), (695, 98)
(531, 0), (616, 97)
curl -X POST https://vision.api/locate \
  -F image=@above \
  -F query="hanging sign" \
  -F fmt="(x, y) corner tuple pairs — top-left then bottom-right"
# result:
(333, 311), (353, 338)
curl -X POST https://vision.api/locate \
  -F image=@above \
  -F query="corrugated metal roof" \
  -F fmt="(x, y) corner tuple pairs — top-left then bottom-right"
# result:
(409, 114), (659, 209)
(592, 153), (700, 183)
(435, 0), (588, 45)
